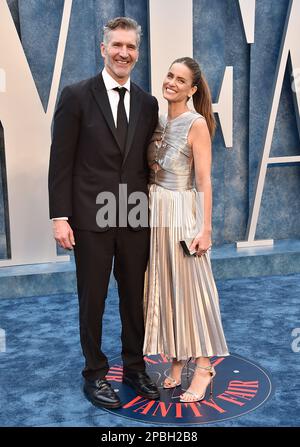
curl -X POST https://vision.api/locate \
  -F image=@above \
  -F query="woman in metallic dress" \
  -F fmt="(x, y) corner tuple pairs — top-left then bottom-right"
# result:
(143, 57), (229, 403)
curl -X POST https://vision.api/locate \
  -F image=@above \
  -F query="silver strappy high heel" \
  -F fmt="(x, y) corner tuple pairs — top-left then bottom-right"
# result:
(163, 358), (190, 389)
(180, 364), (216, 402)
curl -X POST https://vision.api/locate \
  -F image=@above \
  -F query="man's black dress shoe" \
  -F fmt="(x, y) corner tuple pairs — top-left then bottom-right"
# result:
(83, 378), (122, 409)
(123, 371), (160, 400)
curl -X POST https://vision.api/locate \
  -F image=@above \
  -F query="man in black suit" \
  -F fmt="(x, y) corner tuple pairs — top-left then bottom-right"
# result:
(48, 17), (159, 408)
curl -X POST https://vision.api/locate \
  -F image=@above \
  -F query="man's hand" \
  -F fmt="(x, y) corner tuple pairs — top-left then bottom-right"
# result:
(53, 220), (75, 250)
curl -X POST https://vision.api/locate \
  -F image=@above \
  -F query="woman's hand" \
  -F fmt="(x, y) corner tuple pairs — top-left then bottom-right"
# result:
(189, 230), (212, 256)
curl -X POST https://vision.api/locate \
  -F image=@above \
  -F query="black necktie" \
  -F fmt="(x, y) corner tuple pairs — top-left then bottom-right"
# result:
(113, 87), (128, 153)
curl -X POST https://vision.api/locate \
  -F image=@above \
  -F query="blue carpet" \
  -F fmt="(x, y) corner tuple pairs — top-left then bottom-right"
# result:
(0, 273), (299, 427)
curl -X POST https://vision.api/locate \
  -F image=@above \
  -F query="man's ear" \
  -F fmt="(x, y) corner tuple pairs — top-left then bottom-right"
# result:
(100, 42), (106, 58)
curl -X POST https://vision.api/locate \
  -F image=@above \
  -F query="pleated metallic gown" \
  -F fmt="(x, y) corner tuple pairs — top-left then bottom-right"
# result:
(143, 111), (229, 360)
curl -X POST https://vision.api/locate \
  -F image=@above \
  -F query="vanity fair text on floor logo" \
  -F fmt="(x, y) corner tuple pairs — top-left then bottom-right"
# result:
(103, 353), (274, 425)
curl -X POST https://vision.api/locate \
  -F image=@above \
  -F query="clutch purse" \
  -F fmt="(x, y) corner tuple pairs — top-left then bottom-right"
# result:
(179, 238), (197, 256)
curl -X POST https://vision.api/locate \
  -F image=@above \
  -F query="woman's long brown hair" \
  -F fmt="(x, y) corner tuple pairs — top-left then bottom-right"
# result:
(172, 57), (216, 138)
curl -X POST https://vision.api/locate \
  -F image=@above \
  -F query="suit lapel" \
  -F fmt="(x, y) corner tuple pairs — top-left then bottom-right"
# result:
(91, 75), (142, 160)
(91, 74), (120, 150)
(122, 82), (142, 167)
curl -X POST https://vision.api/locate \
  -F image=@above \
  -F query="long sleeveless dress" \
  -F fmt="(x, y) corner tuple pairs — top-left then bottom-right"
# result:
(143, 111), (229, 360)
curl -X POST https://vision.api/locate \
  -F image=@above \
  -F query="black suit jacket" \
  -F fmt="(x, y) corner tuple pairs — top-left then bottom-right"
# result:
(48, 73), (158, 231)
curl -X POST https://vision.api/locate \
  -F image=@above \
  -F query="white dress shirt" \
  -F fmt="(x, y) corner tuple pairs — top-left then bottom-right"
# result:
(102, 66), (130, 125)
(53, 68), (131, 221)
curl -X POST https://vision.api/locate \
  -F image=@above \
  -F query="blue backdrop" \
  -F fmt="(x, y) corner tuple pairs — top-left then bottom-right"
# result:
(0, 0), (299, 258)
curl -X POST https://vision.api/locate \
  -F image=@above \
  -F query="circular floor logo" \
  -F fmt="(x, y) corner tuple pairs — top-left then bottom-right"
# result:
(104, 353), (274, 425)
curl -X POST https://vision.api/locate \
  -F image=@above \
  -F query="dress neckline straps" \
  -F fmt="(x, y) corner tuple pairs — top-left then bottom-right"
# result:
(166, 110), (192, 123)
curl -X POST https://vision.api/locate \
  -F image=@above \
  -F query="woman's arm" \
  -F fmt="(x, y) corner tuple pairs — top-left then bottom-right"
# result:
(188, 118), (213, 255)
